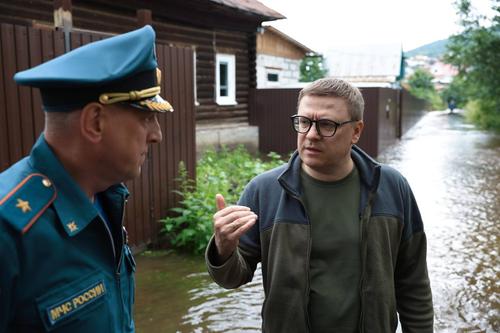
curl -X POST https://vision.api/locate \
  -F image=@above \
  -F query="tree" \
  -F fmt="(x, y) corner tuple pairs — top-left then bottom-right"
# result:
(406, 68), (444, 109)
(444, 0), (500, 130)
(407, 68), (435, 95)
(300, 54), (327, 82)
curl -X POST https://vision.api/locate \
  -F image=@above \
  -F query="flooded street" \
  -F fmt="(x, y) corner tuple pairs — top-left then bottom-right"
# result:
(134, 111), (500, 332)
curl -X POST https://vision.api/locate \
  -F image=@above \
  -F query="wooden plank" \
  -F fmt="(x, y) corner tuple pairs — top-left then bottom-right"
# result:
(133, 165), (144, 246)
(0, 24), (10, 171)
(14, 25), (34, 156)
(54, 30), (65, 57)
(80, 32), (91, 46)
(2, 24), (23, 163)
(141, 146), (151, 244)
(177, 47), (188, 172)
(125, 179), (136, 246)
(164, 45), (176, 218)
(149, 125), (161, 239)
(169, 46), (182, 208)
(156, 44), (172, 218)
(41, 29), (55, 62)
(28, 27), (44, 134)
(70, 31), (83, 50)
(184, 47), (196, 179)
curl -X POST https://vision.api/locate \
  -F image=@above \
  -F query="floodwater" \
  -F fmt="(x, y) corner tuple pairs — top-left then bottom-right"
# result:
(134, 111), (500, 332)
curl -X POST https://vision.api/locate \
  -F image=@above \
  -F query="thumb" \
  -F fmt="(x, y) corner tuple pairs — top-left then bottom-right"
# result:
(215, 193), (226, 211)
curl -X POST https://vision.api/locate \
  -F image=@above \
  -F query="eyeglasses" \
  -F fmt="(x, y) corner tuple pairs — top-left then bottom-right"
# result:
(290, 115), (357, 137)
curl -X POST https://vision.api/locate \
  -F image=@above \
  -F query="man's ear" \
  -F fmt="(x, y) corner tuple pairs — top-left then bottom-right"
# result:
(80, 102), (106, 143)
(351, 120), (364, 144)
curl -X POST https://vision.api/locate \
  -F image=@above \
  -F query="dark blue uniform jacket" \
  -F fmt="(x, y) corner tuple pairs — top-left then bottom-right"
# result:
(0, 135), (136, 332)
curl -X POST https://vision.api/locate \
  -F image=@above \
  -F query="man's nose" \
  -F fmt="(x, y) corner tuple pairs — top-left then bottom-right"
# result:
(305, 122), (321, 139)
(148, 115), (163, 143)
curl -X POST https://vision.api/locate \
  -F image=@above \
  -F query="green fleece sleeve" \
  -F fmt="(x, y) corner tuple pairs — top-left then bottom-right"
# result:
(205, 235), (259, 289)
(395, 230), (434, 332)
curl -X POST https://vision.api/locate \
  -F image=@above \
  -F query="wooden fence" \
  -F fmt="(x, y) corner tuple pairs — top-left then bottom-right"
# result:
(0, 23), (196, 249)
(249, 87), (428, 158)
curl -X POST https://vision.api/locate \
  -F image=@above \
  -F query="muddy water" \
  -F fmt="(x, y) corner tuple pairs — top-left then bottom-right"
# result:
(134, 111), (499, 332)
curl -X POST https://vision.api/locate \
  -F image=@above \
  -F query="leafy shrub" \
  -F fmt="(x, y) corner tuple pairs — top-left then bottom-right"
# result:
(464, 100), (500, 132)
(160, 146), (285, 254)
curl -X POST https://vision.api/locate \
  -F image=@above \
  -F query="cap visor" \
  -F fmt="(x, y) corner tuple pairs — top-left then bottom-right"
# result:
(129, 94), (174, 113)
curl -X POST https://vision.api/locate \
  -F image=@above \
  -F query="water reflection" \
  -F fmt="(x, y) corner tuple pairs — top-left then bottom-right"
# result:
(378, 112), (499, 332)
(135, 111), (499, 332)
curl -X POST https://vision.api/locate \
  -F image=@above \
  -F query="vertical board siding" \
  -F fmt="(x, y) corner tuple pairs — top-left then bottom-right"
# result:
(249, 88), (299, 156)
(0, 23), (196, 249)
(401, 89), (428, 135)
(0, 0), (261, 125)
(357, 88), (379, 157)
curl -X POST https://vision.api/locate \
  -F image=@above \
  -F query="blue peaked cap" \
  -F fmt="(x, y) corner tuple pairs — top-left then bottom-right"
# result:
(14, 25), (173, 113)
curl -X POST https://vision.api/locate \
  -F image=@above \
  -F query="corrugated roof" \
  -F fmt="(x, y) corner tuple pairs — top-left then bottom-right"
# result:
(324, 44), (403, 83)
(209, 0), (285, 20)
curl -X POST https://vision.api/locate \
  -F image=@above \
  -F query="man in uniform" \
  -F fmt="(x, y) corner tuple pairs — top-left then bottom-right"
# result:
(0, 25), (173, 332)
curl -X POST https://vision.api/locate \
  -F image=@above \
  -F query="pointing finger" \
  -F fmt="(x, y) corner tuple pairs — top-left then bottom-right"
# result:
(216, 193), (226, 211)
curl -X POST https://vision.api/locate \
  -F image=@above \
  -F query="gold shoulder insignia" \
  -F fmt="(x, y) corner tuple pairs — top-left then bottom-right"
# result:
(0, 173), (57, 234)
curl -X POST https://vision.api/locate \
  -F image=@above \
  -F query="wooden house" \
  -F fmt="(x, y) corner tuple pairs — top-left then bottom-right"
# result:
(0, 0), (285, 155)
(0, 0), (285, 248)
(256, 26), (314, 88)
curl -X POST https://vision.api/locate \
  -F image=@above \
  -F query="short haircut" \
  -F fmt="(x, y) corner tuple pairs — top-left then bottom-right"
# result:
(297, 78), (365, 120)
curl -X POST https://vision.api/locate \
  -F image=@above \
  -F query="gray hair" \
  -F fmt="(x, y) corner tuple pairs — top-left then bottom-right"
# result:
(297, 78), (365, 120)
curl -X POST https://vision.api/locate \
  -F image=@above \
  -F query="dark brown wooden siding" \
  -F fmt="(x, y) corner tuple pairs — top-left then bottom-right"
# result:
(357, 88), (379, 157)
(0, 23), (195, 249)
(0, 0), (260, 125)
(400, 88), (429, 136)
(249, 88), (298, 155)
(250, 87), (427, 158)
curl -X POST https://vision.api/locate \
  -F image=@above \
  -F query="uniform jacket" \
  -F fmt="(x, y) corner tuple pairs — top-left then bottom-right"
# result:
(0, 135), (136, 332)
(206, 146), (434, 332)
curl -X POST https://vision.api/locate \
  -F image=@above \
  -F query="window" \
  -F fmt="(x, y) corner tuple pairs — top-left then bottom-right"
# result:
(216, 53), (236, 105)
(267, 73), (279, 82)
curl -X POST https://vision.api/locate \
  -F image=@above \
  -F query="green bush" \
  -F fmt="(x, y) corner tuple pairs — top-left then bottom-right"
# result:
(464, 100), (500, 132)
(160, 146), (285, 254)
(406, 68), (445, 110)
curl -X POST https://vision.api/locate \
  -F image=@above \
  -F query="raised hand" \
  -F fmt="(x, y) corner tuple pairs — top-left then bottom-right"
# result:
(213, 193), (257, 262)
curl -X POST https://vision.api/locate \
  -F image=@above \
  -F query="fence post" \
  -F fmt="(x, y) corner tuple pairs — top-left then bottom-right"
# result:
(137, 9), (153, 28)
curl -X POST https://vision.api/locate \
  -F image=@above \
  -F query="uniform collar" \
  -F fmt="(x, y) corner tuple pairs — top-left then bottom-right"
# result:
(28, 134), (98, 236)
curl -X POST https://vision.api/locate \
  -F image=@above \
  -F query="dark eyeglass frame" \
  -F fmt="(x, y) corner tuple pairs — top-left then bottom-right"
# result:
(290, 115), (357, 137)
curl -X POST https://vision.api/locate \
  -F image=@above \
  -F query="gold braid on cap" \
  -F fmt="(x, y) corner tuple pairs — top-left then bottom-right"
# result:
(99, 86), (161, 105)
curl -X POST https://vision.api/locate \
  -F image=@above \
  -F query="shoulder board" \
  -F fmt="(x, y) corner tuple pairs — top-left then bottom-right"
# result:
(0, 173), (57, 234)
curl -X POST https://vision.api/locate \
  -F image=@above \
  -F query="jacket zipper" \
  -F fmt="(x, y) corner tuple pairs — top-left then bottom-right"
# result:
(117, 197), (127, 331)
(100, 195), (127, 331)
(358, 191), (374, 333)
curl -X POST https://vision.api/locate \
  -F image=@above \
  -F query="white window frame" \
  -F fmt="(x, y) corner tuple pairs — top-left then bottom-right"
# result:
(215, 53), (236, 105)
(193, 49), (199, 106)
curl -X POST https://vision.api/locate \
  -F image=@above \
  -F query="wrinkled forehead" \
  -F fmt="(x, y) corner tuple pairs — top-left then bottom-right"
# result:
(298, 95), (350, 119)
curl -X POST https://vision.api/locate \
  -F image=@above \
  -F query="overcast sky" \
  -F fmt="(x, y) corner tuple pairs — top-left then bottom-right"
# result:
(258, 0), (494, 52)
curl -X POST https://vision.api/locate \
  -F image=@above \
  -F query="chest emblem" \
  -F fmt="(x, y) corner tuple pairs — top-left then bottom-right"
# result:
(46, 280), (107, 325)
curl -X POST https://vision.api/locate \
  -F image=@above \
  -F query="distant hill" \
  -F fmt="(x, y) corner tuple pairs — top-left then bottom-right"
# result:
(405, 39), (449, 58)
